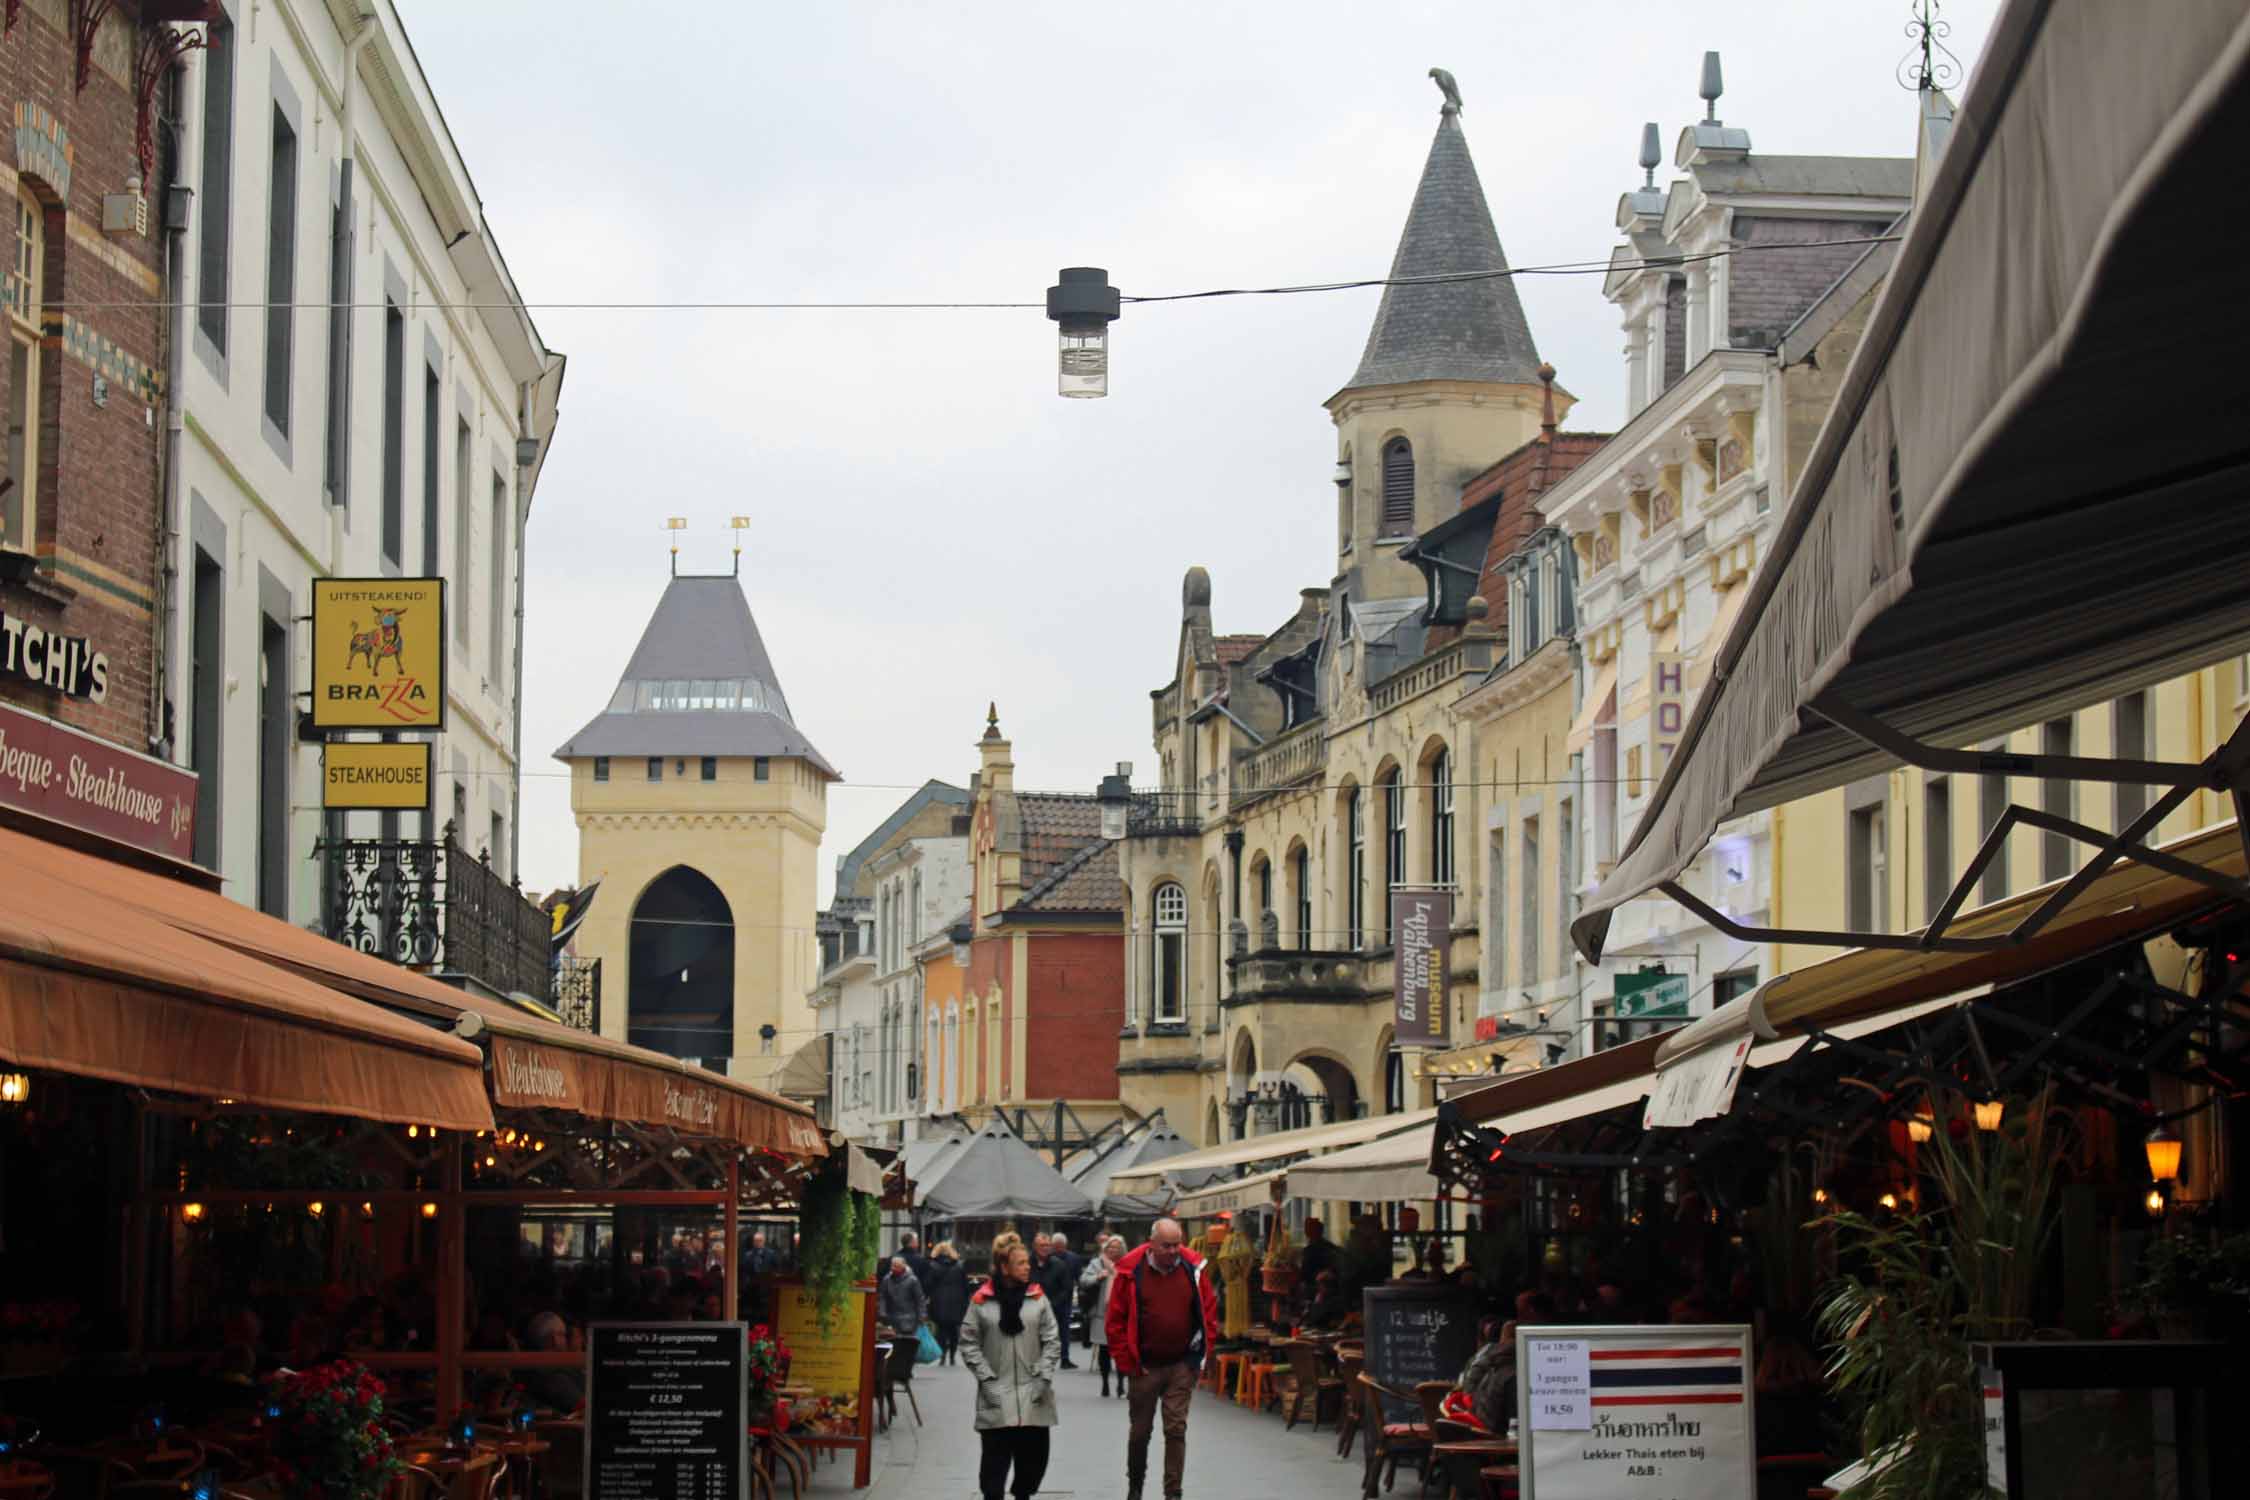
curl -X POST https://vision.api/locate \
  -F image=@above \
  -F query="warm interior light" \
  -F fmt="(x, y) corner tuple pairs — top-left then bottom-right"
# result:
(406, 1125), (419, 1139)
(1974, 1099), (2004, 1132)
(180, 1202), (205, 1223)
(420, 1201), (439, 1219)
(306, 1201), (324, 1219)
(2145, 1126), (2182, 1183)
(0, 1072), (29, 1104)
(1907, 1116), (1933, 1144)
(359, 1201), (374, 1219)
(1811, 1188), (1829, 1206)
(2145, 1188), (2166, 1218)
(1878, 1192), (1899, 1211)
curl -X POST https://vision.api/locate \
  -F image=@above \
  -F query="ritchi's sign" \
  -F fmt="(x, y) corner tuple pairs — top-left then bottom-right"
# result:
(0, 697), (195, 862)
(1, 607), (109, 701)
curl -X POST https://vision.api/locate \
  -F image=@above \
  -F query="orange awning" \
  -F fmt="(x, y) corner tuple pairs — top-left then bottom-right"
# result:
(0, 837), (493, 1130)
(0, 829), (823, 1159)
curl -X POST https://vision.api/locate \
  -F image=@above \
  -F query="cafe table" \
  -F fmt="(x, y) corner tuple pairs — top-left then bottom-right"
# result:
(0, 1461), (53, 1499)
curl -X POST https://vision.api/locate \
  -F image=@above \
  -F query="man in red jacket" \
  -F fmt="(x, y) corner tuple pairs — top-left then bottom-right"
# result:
(1104, 1217), (1219, 1500)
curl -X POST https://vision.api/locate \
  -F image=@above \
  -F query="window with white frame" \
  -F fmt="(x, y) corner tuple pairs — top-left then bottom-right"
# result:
(3, 189), (42, 554)
(1346, 789), (1366, 948)
(1382, 771), (1406, 943)
(1429, 749), (1455, 887)
(1152, 881), (1188, 1025)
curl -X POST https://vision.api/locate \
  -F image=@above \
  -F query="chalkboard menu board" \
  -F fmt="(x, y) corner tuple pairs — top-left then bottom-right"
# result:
(585, 1322), (748, 1499)
(1360, 1284), (1481, 1425)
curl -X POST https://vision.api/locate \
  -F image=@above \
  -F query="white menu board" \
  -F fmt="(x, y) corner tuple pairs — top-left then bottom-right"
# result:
(1516, 1324), (1755, 1500)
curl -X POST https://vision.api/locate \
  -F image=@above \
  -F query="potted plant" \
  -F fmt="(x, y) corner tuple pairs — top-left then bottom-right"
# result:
(264, 1360), (402, 1500)
(745, 1322), (793, 1429)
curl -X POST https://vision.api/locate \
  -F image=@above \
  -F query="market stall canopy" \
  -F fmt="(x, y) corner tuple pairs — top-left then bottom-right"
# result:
(1576, 0), (2250, 962)
(1107, 1106), (1440, 1194)
(917, 1116), (1094, 1219)
(903, 1125), (971, 1191)
(1069, 1114), (1192, 1217)
(1454, 818), (2247, 1142)
(1285, 1126), (1443, 1204)
(1174, 1166), (1289, 1219)
(0, 830), (492, 1130)
(0, 830), (822, 1158)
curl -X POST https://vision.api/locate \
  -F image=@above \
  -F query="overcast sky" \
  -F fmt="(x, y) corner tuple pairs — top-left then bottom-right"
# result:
(398, 0), (2001, 907)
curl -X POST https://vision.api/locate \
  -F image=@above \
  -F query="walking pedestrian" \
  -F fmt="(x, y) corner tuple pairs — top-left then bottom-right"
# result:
(878, 1255), (927, 1337)
(1079, 1234), (1129, 1397)
(928, 1241), (970, 1365)
(1105, 1217), (1218, 1500)
(1039, 1234), (1082, 1368)
(959, 1235), (1060, 1500)
(899, 1230), (932, 1292)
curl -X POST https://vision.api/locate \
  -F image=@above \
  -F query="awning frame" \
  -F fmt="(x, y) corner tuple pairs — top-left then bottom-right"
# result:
(1633, 707), (2250, 959)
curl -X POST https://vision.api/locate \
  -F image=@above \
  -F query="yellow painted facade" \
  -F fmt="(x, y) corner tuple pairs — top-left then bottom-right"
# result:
(566, 752), (827, 1092)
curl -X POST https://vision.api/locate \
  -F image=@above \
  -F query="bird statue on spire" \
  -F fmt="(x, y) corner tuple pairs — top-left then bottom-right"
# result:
(1429, 67), (1462, 116)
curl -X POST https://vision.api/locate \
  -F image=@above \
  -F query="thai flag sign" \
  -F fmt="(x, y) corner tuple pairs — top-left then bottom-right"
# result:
(1516, 1325), (1757, 1500)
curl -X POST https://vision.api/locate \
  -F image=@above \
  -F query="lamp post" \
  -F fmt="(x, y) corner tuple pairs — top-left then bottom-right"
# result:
(1046, 267), (1121, 398)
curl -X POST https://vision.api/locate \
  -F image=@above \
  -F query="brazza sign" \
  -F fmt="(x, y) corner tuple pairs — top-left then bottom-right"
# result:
(310, 578), (446, 731)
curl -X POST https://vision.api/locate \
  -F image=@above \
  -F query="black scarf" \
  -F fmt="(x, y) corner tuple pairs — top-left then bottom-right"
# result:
(994, 1277), (1028, 1336)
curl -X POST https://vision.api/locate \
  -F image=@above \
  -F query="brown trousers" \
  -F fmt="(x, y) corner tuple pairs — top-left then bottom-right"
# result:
(1126, 1358), (1197, 1497)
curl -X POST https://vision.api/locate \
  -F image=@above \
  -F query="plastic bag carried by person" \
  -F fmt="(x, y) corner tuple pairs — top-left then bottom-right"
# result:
(915, 1323), (941, 1365)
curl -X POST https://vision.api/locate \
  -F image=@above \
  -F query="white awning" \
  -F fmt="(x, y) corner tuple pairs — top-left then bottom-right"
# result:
(1564, 659), (1618, 754)
(1284, 1125), (1443, 1204)
(1174, 1167), (1288, 1218)
(1576, 0), (2250, 961)
(1107, 1107), (1441, 1194)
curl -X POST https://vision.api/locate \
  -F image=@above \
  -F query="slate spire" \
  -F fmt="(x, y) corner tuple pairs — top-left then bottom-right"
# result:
(1344, 104), (1543, 391)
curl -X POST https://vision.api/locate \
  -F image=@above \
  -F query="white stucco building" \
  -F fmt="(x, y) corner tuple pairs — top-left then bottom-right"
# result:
(164, 0), (562, 919)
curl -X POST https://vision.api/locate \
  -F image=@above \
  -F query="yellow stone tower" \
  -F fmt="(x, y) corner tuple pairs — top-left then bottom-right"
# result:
(555, 572), (832, 1090)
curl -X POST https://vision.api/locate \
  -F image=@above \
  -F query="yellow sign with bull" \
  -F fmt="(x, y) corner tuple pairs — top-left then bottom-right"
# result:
(310, 579), (447, 730)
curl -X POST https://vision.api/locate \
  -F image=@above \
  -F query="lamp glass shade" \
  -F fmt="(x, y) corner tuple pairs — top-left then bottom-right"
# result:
(0, 1072), (26, 1104)
(1973, 1099), (2004, 1131)
(1907, 1117), (1933, 1144)
(2145, 1187), (2166, 1218)
(2144, 1130), (2182, 1183)
(1100, 801), (1128, 841)
(1058, 322), (1109, 398)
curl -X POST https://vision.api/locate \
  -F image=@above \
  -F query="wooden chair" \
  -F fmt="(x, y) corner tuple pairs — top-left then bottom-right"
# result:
(1333, 1349), (1366, 1458)
(1278, 1340), (1344, 1431)
(531, 1419), (584, 1500)
(1431, 1417), (1492, 1500)
(453, 1449), (504, 1500)
(1354, 1373), (1433, 1499)
(885, 1336), (923, 1427)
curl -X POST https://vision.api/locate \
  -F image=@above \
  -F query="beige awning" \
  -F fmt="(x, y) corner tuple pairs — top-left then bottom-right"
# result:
(1174, 1167), (1288, 1218)
(1575, 0), (2250, 961)
(1107, 1107), (1441, 1194)
(1689, 581), (1752, 692)
(1564, 659), (1618, 754)
(776, 1033), (832, 1101)
(1285, 1125), (1442, 1204)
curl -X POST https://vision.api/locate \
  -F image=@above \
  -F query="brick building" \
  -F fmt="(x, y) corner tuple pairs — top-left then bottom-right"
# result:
(0, 2), (178, 758)
(960, 708), (1126, 1136)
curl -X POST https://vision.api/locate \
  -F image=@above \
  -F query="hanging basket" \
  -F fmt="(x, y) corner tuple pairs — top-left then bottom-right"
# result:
(1260, 1265), (1300, 1296)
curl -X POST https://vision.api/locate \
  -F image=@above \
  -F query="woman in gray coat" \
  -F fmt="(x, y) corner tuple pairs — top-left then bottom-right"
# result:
(958, 1237), (1060, 1500)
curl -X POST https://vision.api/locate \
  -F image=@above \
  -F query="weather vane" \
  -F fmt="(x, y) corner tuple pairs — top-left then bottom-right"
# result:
(730, 516), (750, 576)
(666, 516), (687, 576)
(1899, 0), (1961, 92)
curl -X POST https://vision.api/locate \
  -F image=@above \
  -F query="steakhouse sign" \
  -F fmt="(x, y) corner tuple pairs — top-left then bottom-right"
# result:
(1392, 886), (1452, 1048)
(0, 697), (196, 862)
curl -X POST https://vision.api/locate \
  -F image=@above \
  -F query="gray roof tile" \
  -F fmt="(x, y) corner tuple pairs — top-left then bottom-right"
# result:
(1345, 113), (1543, 391)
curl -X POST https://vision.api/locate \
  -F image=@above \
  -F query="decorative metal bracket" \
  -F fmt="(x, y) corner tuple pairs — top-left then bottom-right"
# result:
(5, 2), (22, 40)
(133, 19), (209, 185)
(1647, 695), (2250, 956)
(72, 0), (113, 93)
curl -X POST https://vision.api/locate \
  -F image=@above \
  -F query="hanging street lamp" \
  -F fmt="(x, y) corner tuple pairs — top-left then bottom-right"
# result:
(1047, 267), (1121, 398)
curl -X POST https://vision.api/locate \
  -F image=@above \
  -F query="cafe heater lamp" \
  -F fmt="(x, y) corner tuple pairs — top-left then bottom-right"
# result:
(1046, 267), (1120, 398)
(2144, 1124), (2182, 1184)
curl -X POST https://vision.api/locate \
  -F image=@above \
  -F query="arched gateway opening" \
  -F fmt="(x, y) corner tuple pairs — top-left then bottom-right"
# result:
(629, 865), (735, 1068)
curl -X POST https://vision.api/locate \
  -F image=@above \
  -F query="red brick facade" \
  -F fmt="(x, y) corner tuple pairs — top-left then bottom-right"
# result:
(0, 3), (171, 755)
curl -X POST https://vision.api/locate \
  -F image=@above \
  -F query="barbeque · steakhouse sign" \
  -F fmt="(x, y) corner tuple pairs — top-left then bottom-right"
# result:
(0, 697), (196, 862)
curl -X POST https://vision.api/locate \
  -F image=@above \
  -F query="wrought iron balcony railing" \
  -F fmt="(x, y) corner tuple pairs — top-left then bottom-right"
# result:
(1125, 790), (1202, 838)
(320, 822), (554, 1003)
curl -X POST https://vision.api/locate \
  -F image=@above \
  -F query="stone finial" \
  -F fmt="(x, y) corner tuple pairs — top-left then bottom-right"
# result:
(1229, 917), (1251, 959)
(1638, 122), (1662, 186)
(1183, 565), (1212, 611)
(1465, 594), (1489, 623)
(1258, 908), (1281, 952)
(983, 702), (1001, 740)
(1699, 51), (1724, 123)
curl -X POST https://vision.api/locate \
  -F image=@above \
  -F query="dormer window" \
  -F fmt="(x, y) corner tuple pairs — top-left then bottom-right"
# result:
(1380, 438), (1415, 536)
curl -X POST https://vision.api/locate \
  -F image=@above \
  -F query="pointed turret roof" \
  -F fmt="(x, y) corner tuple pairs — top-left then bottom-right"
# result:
(553, 574), (834, 774)
(1343, 110), (1543, 392)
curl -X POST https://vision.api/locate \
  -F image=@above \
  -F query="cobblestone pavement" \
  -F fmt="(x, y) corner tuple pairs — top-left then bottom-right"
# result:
(865, 1354), (1369, 1500)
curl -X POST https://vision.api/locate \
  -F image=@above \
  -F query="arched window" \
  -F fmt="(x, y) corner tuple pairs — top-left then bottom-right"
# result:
(1429, 748), (1455, 886)
(4, 188), (44, 552)
(1290, 846), (1312, 952)
(1151, 882), (1188, 1025)
(1380, 437), (1415, 534)
(1346, 790), (1366, 949)
(1381, 770), (1406, 942)
(1384, 1046), (1406, 1115)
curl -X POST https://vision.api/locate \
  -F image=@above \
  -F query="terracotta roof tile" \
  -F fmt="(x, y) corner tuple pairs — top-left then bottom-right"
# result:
(1213, 635), (1265, 666)
(1426, 430), (1612, 652)
(1015, 793), (1103, 890)
(1016, 838), (1123, 913)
